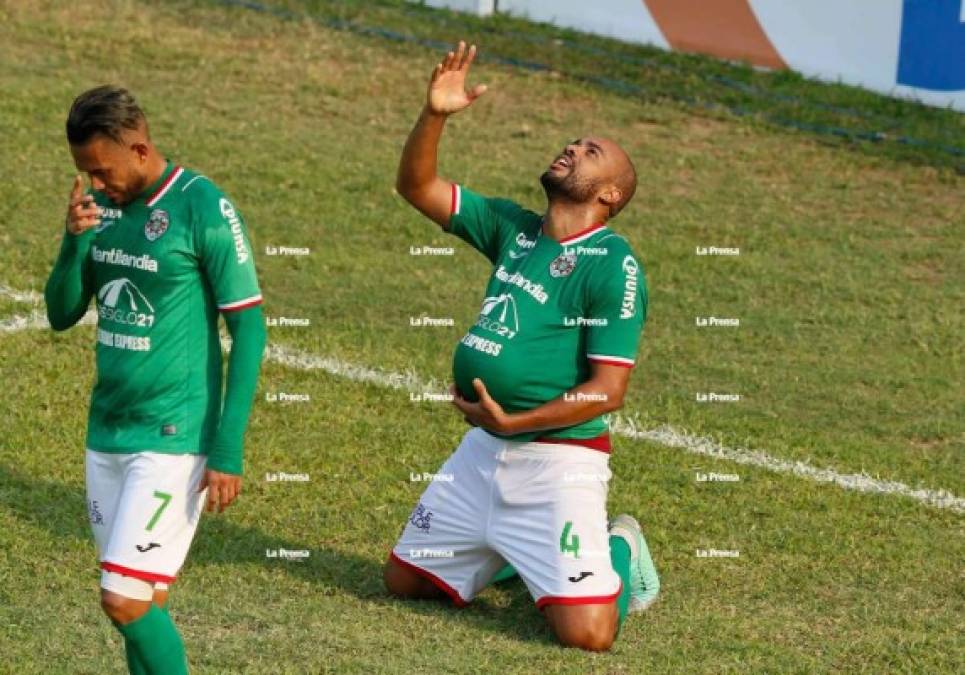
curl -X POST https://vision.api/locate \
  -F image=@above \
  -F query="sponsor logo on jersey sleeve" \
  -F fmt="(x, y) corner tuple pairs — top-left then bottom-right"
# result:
(620, 255), (639, 320)
(144, 209), (169, 241)
(219, 198), (250, 264)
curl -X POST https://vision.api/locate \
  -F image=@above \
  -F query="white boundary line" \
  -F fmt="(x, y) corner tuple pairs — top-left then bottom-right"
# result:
(0, 309), (96, 332)
(264, 342), (964, 514)
(2, 285), (962, 513)
(0, 284), (43, 304)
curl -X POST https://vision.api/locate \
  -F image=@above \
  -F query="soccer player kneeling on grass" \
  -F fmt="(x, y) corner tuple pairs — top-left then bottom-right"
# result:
(385, 42), (660, 651)
(45, 86), (266, 674)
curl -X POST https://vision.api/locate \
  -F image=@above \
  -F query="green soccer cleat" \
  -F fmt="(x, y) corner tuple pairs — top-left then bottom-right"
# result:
(609, 513), (660, 613)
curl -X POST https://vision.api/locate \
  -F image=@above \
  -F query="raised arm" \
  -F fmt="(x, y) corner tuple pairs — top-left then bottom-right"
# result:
(45, 175), (100, 331)
(396, 41), (487, 229)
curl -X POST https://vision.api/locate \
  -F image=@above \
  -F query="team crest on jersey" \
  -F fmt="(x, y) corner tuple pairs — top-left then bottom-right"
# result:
(144, 209), (169, 242)
(549, 251), (577, 277)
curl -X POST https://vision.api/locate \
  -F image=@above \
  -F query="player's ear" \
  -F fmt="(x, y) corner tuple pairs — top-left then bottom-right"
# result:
(131, 141), (147, 161)
(599, 185), (622, 211)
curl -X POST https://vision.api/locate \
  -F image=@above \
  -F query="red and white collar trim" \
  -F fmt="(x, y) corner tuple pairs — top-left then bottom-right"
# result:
(555, 222), (607, 246)
(145, 166), (183, 207)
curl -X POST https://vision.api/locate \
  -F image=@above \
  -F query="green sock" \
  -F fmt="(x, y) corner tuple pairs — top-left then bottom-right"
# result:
(116, 604), (188, 675)
(609, 535), (632, 629)
(123, 603), (172, 675)
(124, 635), (149, 675)
(490, 562), (518, 584)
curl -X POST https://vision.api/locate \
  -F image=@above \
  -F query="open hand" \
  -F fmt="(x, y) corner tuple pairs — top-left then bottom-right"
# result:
(427, 41), (488, 116)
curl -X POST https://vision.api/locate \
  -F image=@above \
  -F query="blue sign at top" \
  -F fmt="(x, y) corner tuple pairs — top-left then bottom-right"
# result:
(897, 0), (965, 91)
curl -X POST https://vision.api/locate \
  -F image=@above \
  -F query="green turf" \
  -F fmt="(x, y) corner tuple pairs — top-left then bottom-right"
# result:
(0, 1), (962, 672)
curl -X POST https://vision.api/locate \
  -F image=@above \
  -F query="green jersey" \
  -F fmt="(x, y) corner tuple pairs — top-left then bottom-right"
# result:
(449, 184), (648, 447)
(77, 161), (262, 455)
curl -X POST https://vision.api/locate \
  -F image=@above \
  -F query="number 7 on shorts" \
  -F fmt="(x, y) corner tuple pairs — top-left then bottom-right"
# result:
(146, 490), (172, 532)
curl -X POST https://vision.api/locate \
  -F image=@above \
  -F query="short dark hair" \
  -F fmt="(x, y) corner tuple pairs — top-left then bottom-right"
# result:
(66, 85), (146, 145)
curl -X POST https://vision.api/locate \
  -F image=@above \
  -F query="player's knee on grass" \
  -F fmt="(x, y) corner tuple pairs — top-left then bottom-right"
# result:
(100, 573), (154, 624)
(383, 557), (447, 600)
(544, 602), (619, 652)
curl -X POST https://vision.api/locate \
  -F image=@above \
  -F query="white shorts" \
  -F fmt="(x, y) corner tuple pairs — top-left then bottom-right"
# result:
(392, 428), (621, 608)
(86, 450), (207, 590)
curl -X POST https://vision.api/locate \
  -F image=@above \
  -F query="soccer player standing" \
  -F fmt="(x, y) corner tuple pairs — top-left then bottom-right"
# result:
(385, 43), (660, 651)
(45, 86), (266, 674)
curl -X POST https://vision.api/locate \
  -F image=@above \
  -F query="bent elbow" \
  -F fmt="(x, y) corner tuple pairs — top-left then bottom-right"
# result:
(396, 178), (420, 207)
(603, 393), (625, 414)
(395, 174), (409, 199)
(45, 309), (72, 332)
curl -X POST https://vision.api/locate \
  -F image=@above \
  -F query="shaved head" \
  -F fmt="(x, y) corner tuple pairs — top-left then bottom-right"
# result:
(541, 136), (638, 221)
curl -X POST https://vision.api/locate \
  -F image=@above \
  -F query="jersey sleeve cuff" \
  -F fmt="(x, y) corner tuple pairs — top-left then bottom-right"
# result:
(450, 183), (462, 217)
(219, 294), (263, 312)
(587, 354), (635, 368)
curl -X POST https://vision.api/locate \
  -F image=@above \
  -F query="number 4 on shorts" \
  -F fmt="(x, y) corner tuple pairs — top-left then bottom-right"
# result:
(146, 490), (172, 532)
(560, 520), (580, 558)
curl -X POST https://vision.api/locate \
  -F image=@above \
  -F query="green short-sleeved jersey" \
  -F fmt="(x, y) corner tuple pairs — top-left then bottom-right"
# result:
(84, 161), (262, 454)
(448, 184), (648, 444)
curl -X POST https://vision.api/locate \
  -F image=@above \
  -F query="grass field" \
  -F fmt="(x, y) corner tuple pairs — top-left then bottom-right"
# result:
(0, 0), (963, 672)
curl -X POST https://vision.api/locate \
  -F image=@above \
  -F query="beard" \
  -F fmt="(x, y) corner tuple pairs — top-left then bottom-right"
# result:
(112, 172), (150, 206)
(540, 167), (598, 204)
